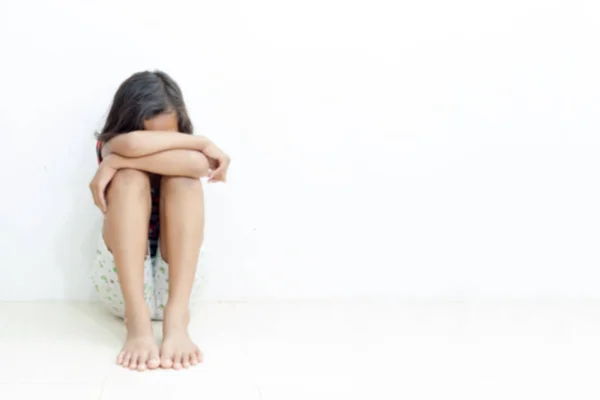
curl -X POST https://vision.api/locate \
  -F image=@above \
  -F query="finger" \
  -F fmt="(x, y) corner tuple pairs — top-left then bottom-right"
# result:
(91, 187), (101, 211)
(213, 167), (225, 182)
(93, 186), (106, 214)
(99, 191), (107, 214)
(89, 186), (96, 207)
(209, 169), (220, 183)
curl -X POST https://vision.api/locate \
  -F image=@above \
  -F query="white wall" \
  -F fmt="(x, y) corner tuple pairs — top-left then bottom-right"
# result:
(0, 0), (599, 301)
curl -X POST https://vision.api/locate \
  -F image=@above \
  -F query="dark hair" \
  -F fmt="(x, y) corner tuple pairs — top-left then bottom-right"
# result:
(96, 70), (193, 142)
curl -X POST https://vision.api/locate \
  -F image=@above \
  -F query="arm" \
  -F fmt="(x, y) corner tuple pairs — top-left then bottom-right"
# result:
(105, 150), (210, 179)
(102, 130), (212, 158)
(90, 149), (209, 213)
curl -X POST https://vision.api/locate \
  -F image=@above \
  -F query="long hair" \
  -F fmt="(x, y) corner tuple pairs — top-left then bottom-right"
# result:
(96, 70), (193, 142)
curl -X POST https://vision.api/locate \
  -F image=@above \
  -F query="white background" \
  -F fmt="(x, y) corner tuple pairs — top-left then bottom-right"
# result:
(0, 0), (598, 301)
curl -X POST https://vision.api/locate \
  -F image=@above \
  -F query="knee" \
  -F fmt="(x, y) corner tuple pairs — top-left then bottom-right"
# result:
(109, 169), (150, 194)
(186, 151), (211, 178)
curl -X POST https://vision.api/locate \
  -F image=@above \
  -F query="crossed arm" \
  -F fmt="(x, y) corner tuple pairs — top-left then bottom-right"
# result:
(90, 131), (230, 212)
(101, 131), (222, 177)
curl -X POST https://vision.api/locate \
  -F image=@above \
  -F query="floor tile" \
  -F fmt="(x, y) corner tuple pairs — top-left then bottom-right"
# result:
(100, 381), (259, 400)
(0, 302), (119, 383)
(259, 383), (404, 400)
(3, 300), (600, 399)
(0, 383), (102, 400)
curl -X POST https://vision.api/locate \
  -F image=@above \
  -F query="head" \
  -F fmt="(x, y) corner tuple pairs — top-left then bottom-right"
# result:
(96, 70), (192, 142)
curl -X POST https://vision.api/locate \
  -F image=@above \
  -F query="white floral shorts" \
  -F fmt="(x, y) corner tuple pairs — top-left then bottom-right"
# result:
(91, 236), (202, 320)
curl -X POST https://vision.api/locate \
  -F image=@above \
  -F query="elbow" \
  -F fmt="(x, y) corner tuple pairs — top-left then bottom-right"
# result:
(112, 131), (143, 157)
(186, 151), (210, 178)
(118, 132), (143, 157)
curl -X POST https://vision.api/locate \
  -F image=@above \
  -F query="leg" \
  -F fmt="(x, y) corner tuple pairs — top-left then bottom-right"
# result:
(158, 176), (204, 369)
(103, 169), (160, 371)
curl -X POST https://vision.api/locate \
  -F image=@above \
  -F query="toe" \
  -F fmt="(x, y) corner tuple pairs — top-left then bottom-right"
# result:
(189, 353), (198, 366)
(160, 345), (174, 369)
(147, 350), (160, 370)
(196, 349), (204, 363)
(182, 354), (190, 368)
(173, 353), (183, 370)
(122, 353), (132, 368)
(160, 355), (173, 369)
(137, 352), (149, 371)
(129, 355), (139, 370)
(117, 351), (125, 365)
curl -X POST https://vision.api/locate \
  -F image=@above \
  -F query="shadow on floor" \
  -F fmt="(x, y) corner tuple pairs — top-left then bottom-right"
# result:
(63, 302), (125, 347)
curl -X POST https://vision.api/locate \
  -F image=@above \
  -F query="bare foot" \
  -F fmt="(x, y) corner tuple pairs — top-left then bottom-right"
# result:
(117, 313), (160, 371)
(160, 304), (203, 369)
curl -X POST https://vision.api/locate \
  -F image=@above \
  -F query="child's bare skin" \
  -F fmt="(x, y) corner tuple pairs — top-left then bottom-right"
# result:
(118, 313), (160, 371)
(160, 306), (203, 369)
(90, 71), (230, 371)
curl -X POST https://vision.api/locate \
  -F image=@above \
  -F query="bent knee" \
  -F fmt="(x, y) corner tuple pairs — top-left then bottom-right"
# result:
(187, 151), (210, 178)
(195, 153), (211, 177)
(111, 169), (150, 188)
(108, 169), (151, 199)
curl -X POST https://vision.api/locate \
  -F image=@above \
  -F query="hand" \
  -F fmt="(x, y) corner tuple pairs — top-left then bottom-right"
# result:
(206, 156), (219, 171)
(203, 143), (230, 183)
(209, 153), (231, 183)
(89, 158), (118, 213)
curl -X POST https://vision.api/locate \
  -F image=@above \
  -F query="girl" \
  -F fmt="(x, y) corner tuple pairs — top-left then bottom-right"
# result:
(89, 71), (230, 371)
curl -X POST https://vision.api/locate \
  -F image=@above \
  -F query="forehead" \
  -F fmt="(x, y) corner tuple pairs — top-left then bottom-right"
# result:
(143, 112), (178, 131)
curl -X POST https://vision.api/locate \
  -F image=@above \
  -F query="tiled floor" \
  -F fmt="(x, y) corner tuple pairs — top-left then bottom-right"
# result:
(2, 300), (600, 399)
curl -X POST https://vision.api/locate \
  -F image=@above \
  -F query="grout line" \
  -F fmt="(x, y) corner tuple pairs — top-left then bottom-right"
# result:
(97, 365), (110, 400)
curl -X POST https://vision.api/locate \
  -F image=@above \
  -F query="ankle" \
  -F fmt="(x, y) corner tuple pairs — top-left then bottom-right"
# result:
(163, 302), (190, 328)
(124, 306), (152, 330)
(164, 299), (190, 315)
